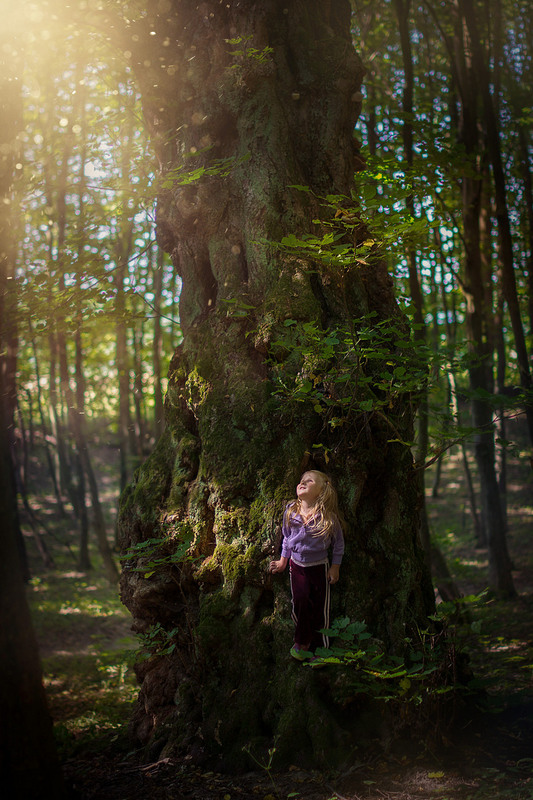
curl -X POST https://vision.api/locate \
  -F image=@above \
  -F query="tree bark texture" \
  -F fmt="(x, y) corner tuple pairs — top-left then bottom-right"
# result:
(451, 1), (515, 596)
(0, 19), (66, 793)
(118, 0), (435, 768)
(393, 0), (432, 568)
(459, 0), (533, 445)
(0, 411), (67, 798)
(152, 246), (165, 438)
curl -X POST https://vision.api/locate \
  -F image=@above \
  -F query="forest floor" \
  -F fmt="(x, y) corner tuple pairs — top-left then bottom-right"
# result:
(23, 428), (533, 800)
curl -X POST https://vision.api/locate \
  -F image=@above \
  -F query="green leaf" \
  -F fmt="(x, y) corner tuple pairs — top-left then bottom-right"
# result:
(281, 233), (305, 247)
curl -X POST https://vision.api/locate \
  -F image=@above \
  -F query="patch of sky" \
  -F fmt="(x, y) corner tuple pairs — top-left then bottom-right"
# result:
(85, 161), (107, 180)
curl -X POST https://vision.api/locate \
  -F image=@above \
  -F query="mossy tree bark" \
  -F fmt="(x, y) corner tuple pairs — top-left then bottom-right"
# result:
(118, 0), (435, 769)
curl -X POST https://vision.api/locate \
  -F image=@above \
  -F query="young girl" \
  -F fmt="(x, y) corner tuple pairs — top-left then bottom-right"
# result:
(269, 470), (345, 661)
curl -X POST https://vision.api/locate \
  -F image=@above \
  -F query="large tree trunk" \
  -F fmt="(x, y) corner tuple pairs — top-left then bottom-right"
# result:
(0, 405), (67, 798)
(0, 20), (66, 794)
(152, 245), (165, 439)
(118, 0), (435, 769)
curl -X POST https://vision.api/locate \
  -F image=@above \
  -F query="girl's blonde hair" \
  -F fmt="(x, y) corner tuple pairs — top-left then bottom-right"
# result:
(287, 470), (343, 541)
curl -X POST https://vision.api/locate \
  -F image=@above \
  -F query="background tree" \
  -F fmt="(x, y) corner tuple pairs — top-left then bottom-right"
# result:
(0, 388), (67, 799)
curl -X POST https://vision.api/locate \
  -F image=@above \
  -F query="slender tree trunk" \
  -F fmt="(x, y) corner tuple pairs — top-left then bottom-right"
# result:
(436, 228), (483, 541)
(29, 322), (66, 515)
(451, 0), (515, 595)
(394, 0), (431, 565)
(16, 399), (28, 490)
(47, 323), (67, 500)
(54, 134), (87, 537)
(74, 73), (92, 572)
(132, 321), (145, 460)
(366, 79), (378, 157)
(79, 440), (119, 584)
(115, 113), (136, 491)
(61, 371), (119, 584)
(56, 303), (118, 581)
(431, 544), (463, 603)
(44, 140), (78, 516)
(494, 280), (508, 525)
(462, 167), (513, 590)
(115, 257), (132, 492)
(448, 369), (483, 544)
(74, 393), (91, 571)
(15, 399), (55, 569)
(22, 387), (35, 448)
(518, 127), (533, 338)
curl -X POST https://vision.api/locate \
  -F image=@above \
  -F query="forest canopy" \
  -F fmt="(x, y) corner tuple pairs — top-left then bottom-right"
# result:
(2, 0), (531, 586)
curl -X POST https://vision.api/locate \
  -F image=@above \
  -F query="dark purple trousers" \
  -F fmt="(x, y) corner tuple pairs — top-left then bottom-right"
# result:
(289, 560), (330, 651)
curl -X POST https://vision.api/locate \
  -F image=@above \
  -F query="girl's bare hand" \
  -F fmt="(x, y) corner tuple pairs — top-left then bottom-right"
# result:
(328, 565), (340, 584)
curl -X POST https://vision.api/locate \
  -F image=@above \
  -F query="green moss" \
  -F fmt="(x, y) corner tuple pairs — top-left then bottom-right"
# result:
(185, 366), (211, 409)
(213, 540), (261, 588)
(238, 585), (262, 621)
(194, 555), (222, 586)
(213, 507), (249, 542)
(185, 478), (210, 527)
(118, 429), (177, 542)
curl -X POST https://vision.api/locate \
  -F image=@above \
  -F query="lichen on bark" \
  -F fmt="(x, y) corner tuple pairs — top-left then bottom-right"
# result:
(118, 0), (435, 769)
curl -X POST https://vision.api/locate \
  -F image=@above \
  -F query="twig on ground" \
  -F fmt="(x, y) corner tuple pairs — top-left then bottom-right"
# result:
(120, 757), (171, 773)
(325, 786), (355, 800)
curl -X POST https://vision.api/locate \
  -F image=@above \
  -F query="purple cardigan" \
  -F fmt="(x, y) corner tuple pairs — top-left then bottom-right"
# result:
(280, 506), (345, 566)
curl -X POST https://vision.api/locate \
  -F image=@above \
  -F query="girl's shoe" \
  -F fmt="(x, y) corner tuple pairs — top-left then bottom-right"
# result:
(290, 645), (313, 661)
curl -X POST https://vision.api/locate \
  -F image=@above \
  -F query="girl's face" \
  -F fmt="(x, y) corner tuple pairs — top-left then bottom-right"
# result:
(296, 472), (323, 505)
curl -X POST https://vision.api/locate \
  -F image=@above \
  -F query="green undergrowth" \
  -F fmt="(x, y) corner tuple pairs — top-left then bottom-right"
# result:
(22, 433), (532, 799)
(426, 457), (533, 710)
(461, 594), (533, 707)
(27, 554), (138, 759)
(28, 556), (532, 769)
